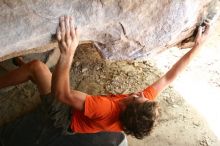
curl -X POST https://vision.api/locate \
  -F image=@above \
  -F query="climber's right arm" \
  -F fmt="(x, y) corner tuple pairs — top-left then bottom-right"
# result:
(51, 16), (87, 111)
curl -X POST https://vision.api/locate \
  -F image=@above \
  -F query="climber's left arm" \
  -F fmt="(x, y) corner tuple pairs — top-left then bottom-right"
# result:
(150, 21), (210, 94)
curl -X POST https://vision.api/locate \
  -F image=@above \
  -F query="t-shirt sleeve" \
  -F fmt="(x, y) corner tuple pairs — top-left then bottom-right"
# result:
(84, 95), (116, 120)
(143, 86), (158, 101)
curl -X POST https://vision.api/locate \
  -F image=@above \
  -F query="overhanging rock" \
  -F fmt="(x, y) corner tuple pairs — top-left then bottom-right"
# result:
(0, 0), (218, 61)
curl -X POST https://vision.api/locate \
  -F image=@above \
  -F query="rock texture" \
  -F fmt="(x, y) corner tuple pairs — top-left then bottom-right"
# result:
(0, 0), (218, 61)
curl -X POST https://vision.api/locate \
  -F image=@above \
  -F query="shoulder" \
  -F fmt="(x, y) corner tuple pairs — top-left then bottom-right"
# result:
(143, 86), (158, 101)
(84, 94), (120, 119)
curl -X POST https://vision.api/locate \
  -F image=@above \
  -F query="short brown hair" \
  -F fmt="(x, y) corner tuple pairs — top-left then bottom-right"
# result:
(120, 101), (159, 139)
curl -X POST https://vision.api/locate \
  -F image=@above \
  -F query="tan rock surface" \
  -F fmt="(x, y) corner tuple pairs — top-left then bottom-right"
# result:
(0, 0), (218, 61)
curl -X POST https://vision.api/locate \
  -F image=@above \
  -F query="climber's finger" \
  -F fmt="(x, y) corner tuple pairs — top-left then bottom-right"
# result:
(60, 16), (65, 41)
(65, 16), (70, 42)
(56, 26), (61, 42)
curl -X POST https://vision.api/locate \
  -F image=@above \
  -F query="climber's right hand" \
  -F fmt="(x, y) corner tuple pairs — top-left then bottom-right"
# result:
(56, 16), (79, 57)
(194, 20), (211, 48)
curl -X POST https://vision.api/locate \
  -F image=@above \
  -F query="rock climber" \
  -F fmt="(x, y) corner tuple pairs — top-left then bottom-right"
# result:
(0, 16), (210, 140)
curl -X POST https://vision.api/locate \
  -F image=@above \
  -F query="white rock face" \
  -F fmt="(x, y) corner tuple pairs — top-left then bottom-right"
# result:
(0, 0), (218, 61)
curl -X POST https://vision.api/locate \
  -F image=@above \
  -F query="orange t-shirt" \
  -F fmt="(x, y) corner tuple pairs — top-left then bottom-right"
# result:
(70, 86), (158, 133)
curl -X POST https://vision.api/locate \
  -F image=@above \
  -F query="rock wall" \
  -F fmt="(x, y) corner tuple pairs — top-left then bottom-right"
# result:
(0, 0), (218, 61)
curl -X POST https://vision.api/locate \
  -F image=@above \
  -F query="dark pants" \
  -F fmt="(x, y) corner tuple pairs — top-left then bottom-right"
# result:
(0, 95), (127, 146)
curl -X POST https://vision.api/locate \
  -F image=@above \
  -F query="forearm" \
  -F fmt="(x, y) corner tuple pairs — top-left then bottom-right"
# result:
(164, 45), (201, 82)
(52, 54), (74, 99)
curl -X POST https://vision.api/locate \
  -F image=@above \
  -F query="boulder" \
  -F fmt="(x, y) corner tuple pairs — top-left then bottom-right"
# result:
(0, 0), (219, 61)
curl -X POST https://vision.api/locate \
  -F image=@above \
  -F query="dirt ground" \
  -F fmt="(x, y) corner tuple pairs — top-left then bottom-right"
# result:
(1, 22), (220, 145)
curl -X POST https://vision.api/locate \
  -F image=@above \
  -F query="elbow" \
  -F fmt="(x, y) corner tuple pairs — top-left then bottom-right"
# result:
(52, 90), (70, 104)
(52, 91), (64, 101)
(53, 91), (63, 100)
